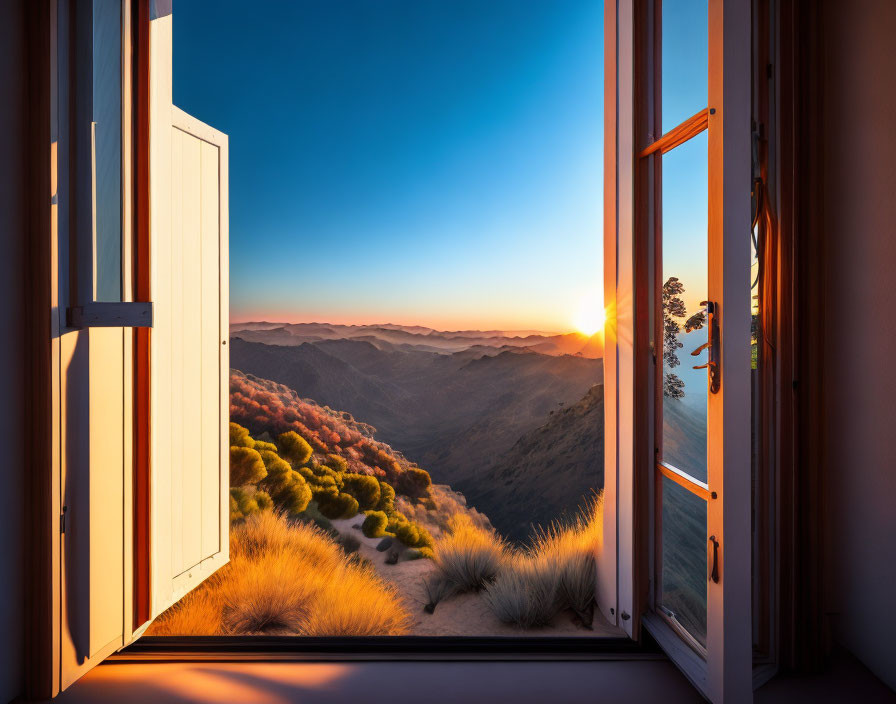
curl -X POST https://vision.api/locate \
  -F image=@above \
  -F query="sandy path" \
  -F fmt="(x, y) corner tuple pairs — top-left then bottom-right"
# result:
(329, 517), (620, 638)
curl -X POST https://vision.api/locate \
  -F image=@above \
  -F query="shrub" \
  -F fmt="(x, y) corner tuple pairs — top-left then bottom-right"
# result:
(361, 510), (388, 538)
(229, 487), (272, 522)
(258, 449), (291, 475)
(230, 422), (254, 448)
(398, 467), (432, 498)
(277, 430), (313, 466)
(255, 491), (273, 512)
(230, 446), (267, 487)
(316, 490), (360, 520)
(385, 512), (408, 534)
(431, 514), (508, 594)
(342, 473), (381, 510)
(253, 439), (278, 454)
(324, 454), (348, 474)
(376, 481), (396, 514)
(262, 468), (312, 515)
(392, 521), (434, 550)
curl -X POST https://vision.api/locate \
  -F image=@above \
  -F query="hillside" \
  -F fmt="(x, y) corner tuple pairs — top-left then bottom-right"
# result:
(462, 384), (605, 543)
(230, 369), (490, 538)
(230, 338), (603, 493)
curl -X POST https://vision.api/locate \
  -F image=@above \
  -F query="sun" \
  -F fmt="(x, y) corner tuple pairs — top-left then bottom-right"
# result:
(573, 297), (606, 337)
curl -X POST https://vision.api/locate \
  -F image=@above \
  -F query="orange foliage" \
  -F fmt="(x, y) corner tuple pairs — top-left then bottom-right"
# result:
(230, 370), (412, 484)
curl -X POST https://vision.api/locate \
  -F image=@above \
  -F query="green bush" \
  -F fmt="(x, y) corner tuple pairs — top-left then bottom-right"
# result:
(229, 492), (240, 522)
(229, 486), (272, 522)
(229, 422), (254, 448)
(316, 490), (360, 520)
(392, 520), (435, 550)
(385, 512), (407, 535)
(255, 491), (273, 511)
(297, 466), (315, 482)
(258, 449), (291, 475)
(324, 454), (348, 474)
(405, 547), (434, 561)
(362, 510), (389, 538)
(376, 481), (396, 514)
(253, 439), (278, 454)
(261, 468), (312, 515)
(276, 430), (313, 466)
(230, 446), (267, 487)
(398, 467), (432, 499)
(342, 474), (381, 510)
(311, 473), (338, 491)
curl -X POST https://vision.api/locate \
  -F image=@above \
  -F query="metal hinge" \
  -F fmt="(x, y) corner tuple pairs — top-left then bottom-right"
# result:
(61, 505), (67, 534)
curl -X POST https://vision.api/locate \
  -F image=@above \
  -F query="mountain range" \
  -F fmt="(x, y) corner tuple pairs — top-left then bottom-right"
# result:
(229, 324), (605, 541)
(230, 321), (603, 358)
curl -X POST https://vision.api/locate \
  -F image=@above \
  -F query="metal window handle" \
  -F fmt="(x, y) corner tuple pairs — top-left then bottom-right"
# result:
(708, 535), (720, 583)
(691, 300), (721, 394)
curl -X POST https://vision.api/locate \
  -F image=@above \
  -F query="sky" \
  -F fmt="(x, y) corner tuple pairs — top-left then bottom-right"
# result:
(173, 0), (707, 332)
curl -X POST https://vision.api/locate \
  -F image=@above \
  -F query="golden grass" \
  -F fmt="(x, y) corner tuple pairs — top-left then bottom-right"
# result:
(484, 495), (604, 628)
(430, 514), (509, 595)
(147, 511), (411, 636)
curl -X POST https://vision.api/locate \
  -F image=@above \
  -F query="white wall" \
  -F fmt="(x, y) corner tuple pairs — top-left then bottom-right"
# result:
(0, 0), (27, 699)
(821, 0), (896, 690)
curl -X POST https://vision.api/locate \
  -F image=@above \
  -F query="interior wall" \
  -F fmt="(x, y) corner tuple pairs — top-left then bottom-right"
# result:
(0, 0), (27, 699)
(820, 0), (896, 690)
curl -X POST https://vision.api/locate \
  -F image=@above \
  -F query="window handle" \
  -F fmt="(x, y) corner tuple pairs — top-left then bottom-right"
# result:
(691, 300), (720, 393)
(708, 535), (720, 583)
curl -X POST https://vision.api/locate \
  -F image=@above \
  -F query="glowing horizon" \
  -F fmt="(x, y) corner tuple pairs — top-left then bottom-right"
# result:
(229, 306), (605, 337)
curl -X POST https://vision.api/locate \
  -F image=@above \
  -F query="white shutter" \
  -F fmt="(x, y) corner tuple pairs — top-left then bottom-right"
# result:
(148, 14), (230, 619)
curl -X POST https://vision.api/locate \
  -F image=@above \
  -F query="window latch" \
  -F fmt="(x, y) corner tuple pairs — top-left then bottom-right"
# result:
(708, 535), (720, 583)
(691, 301), (720, 394)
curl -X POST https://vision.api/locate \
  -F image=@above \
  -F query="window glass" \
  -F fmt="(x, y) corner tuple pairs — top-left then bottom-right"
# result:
(93, 0), (123, 301)
(660, 476), (707, 647)
(661, 0), (708, 134)
(660, 130), (707, 482)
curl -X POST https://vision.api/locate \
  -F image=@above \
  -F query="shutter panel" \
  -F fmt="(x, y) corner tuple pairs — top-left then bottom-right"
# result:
(148, 14), (230, 619)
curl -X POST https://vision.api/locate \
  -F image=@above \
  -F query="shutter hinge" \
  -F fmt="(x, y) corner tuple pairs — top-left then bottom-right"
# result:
(61, 505), (67, 534)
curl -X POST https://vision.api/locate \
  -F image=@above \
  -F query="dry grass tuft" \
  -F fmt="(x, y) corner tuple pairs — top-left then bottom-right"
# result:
(148, 510), (411, 636)
(429, 514), (508, 601)
(482, 554), (560, 628)
(483, 494), (604, 629)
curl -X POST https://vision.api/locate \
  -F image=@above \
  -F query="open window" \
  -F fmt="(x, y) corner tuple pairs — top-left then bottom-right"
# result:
(603, 0), (753, 700)
(37, 0), (756, 698)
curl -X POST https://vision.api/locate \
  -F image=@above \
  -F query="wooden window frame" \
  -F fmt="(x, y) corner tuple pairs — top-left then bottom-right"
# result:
(609, 0), (754, 700)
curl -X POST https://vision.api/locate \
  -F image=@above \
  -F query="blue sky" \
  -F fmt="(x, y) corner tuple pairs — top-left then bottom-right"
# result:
(173, 0), (706, 332)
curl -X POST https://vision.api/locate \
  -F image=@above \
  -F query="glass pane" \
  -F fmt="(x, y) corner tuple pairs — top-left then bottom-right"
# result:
(661, 131), (707, 482)
(93, 0), (123, 302)
(661, 476), (707, 647)
(661, 0), (708, 134)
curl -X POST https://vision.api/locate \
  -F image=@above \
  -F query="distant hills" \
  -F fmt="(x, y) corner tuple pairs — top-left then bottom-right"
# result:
(462, 384), (605, 543)
(230, 321), (603, 359)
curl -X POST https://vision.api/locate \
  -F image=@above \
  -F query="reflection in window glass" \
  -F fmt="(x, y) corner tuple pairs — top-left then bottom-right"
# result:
(660, 476), (707, 647)
(661, 0), (708, 134)
(93, 0), (122, 302)
(661, 131), (707, 482)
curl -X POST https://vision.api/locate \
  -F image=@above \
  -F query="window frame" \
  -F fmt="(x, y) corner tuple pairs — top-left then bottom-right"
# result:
(609, 0), (754, 699)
